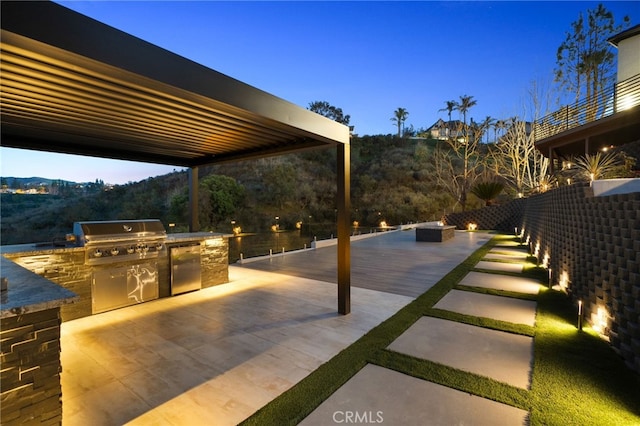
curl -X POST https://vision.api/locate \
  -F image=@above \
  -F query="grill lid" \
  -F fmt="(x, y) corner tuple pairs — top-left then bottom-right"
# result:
(74, 219), (166, 246)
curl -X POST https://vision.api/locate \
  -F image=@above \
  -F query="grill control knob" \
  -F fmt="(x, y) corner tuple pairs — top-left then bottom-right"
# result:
(110, 248), (120, 256)
(94, 249), (103, 258)
(127, 246), (135, 254)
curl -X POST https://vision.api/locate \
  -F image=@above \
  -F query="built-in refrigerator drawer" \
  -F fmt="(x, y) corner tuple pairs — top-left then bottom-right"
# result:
(171, 244), (202, 295)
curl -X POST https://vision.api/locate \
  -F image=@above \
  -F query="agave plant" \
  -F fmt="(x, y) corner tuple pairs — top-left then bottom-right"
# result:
(574, 151), (619, 181)
(470, 181), (504, 206)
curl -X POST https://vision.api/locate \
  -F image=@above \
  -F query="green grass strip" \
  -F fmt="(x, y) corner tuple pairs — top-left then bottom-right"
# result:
(529, 288), (640, 425)
(426, 308), (535, 337)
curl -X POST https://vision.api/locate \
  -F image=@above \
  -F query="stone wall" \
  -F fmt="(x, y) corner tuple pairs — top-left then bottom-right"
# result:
(7, 250), (91, 322)
(0, 308), (63, 425)
(444, 182), (640, 373)
(443, 198), (525, 233)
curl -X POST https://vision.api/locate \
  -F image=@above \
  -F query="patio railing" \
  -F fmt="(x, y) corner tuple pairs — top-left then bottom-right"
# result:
(534, 73), (640, 141)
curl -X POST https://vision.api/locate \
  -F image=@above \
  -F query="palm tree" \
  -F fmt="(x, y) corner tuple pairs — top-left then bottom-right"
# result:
(391, 108), (409, 137)
(439, 100), (457, 124)
(455, 95), (477, 210)
(494, 119), (507, 143)
(456, 95), (477, 130)
(481, 116), (495, 143)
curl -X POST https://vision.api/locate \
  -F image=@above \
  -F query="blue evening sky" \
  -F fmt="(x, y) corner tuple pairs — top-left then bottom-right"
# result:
(1, 1), (638, 184)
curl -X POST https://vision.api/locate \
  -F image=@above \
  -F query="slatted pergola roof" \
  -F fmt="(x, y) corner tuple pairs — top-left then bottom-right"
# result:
(1, 1), (351, 314)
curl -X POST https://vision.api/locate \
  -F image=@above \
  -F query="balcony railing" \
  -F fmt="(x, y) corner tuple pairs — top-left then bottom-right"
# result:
(534, 73), (640, 141)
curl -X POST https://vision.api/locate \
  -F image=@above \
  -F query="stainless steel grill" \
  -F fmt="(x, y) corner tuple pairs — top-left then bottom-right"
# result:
(73, 219), (167, 265)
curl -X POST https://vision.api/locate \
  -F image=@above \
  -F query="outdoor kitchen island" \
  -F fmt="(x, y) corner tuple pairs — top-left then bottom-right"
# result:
(0, 224), (231, 423)
(1, 224), (232, 322)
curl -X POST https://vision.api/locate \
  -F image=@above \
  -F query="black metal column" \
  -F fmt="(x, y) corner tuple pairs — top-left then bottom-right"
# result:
(188, 166), (199, 232)
(337, 143), (351, 315)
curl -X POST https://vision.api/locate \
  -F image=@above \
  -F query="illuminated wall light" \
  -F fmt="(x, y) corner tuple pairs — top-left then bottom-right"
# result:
(295, 221), (302, 230)
(467, 223), (477, 231)
(542, 252), (549, 269)
(379, 220), (388, 228)
(593, 306), (609, 335)
(567, 178), (572, 185)
(559, 271), (570, 291)
(437, 221), (444, 226)
(518, 192), (523, 198)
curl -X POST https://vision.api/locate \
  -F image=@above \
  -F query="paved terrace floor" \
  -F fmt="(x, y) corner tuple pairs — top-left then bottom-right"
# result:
(60, 230), (492, 425)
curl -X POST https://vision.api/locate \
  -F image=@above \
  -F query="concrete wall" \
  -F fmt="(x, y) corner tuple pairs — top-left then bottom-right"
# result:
(444, 183), (640, 373)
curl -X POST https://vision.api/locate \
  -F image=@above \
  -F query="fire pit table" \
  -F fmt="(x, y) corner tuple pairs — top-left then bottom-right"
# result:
(416, 225), (456, 242)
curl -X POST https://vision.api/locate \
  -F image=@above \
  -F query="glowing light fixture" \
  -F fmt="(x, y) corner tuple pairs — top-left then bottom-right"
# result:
(578, 300), (583, 330)
(467, 223), (477, 231)
(593, 306), (609, 335)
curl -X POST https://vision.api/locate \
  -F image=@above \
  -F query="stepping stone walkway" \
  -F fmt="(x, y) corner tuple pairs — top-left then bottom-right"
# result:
(459, 271), (540, 295)
(300, 364), (528, 425)
(434, 290), (537, 326)
(302, 237), (540, 424)
(388, 317), (534, 389)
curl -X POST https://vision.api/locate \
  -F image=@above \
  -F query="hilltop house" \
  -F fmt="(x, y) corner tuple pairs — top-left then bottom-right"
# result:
(534, 24), (640, 173)
(426, 119), (464, 141)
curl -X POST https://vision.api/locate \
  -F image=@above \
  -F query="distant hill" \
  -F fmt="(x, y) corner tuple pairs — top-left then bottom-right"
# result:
(1, 176), (81, 187)
(1, 135), (464, 245)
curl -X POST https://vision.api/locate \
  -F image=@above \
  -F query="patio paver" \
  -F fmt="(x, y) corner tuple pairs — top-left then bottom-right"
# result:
(387, 316), (534, 389)
(434, 289), (537, 326)
(475, 260), (524, 273)
(459, 271), (541, 295)
(300, 364), (529, 425)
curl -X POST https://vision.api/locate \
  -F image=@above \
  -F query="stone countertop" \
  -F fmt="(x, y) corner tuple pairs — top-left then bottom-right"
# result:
(1, 256), (78, 319)
(166, 232), (232, 243)
(0, 242), (83, 257)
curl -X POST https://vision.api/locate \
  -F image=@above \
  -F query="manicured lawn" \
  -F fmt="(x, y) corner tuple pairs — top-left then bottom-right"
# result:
(241, 235), (640, 425)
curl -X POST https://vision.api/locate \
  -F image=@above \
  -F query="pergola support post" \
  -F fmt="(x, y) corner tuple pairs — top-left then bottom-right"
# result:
(337, 143), (351, 315)
(189, 166), (199, 232)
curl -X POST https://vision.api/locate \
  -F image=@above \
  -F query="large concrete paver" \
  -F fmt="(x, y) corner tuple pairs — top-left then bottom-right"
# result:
(475, 260), (524, 273)
(484, 252), (528, 261)
(300, 364), (529, 425)
(387, 316), (534, 389)
(460, 271), (540, 295)
(434, 289), (537, 326)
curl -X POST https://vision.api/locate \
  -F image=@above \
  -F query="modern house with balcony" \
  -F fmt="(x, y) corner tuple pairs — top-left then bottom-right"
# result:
(534, 24), (640, 173)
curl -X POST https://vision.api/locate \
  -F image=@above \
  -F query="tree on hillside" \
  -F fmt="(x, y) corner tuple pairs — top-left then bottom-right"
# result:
(391, 107), (409, 137)
(491, 80), (551, 195)
(308, 101), (351, 125)
(439, 100), (457, 124)
(433, 95), (487, 211)
(555, 4), (630, 120)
